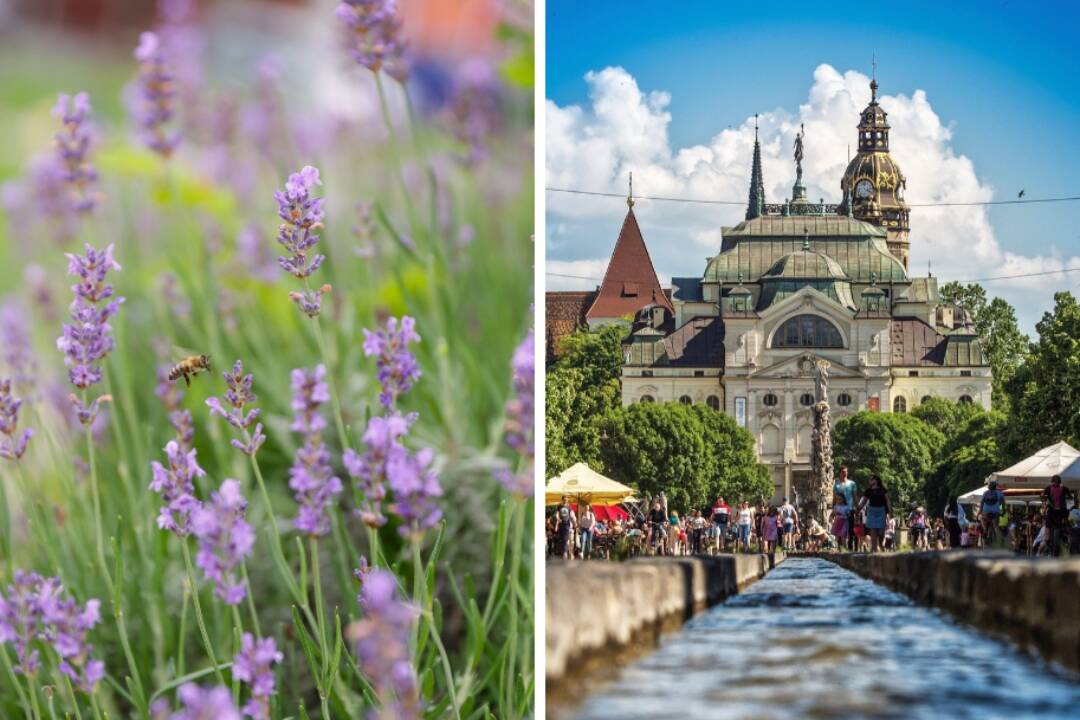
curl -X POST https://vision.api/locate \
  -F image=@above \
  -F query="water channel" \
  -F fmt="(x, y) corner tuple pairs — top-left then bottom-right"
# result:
(574, 557), (1080, 719)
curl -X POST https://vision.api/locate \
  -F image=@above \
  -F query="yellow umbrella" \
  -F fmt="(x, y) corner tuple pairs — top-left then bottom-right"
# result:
(545, 463), (636, 506)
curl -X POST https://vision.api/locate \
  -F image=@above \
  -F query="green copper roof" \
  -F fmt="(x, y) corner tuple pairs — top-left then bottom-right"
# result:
(705, 238), (907, 284)
(761, 249), (848, 280)
(756, 280), (856, 311)
(722, 215), (886, 238)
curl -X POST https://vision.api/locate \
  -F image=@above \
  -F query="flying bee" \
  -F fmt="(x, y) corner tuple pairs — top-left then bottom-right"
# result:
(168, 354), (212, 387)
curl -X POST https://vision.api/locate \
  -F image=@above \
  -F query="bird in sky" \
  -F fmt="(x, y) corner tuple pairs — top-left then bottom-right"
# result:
(1018, 189), (1026, 198)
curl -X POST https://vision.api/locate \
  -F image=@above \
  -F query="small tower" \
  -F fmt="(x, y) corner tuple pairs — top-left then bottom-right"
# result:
(745, 114), (765, 220)
(840, 71), (911, 268)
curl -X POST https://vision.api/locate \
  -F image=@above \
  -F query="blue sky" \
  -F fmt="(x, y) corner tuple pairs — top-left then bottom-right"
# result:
(545, 0), (1080, 333)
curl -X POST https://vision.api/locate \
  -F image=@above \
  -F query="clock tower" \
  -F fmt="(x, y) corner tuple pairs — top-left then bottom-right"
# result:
(840, 78), (911, 268)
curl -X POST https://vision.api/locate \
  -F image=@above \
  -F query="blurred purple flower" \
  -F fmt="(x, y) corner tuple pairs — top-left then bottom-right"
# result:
(171, 684), (242, 720)
(51, 92), (100, 214)
(206, 360), (265, 456)
(343, 413), (413, 528)
(149, 440), (205, 536)
(288, 366), (342, 536)
(362, 316), (421, 408)
(347, 568), (421, 720)
(273, 165), (325, 280)
(0, 570), (47, 676)
(445, 58), (505, 166)
(236, 225), (278, 283)
(496, 329), (534, 497)
(191, 479), (254, 605)
(335, 0), (410, 82)
(0, 379), (33, 462)
(133, 31), (182, 157)
(57, 244), (124, 426)
(387, 446), (442, 537)
(159, 272), (192, 320)
(0, 302), (36, 389)
(233, 633), (283, 720)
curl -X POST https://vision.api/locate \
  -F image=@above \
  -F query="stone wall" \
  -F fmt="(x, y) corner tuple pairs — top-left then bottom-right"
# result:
(546, 553), (779, 702)
(822, 551), (1080, 673)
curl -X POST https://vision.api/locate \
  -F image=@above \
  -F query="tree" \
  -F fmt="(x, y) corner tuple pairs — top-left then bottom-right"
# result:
(940, 282), (1029, 408)
(911, 396), (983, 445)
(833, 412), (944, 510)
(544, 326), (626, 475)
(1001, 291), (1080, 459)
(597, 402), (769, 512)
(923, 410), (1005, 514)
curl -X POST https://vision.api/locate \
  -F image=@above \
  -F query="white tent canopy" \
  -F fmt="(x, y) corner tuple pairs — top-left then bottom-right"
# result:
(957, 486), (1042, 507)
(989, 441), (1080, 491)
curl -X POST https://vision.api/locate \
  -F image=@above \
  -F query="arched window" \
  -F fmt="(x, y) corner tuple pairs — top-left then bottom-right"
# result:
(958, 395), (973, 405)
(640, 395), (654, 404)
(762, 393), (779, 407)
(799, 393), (814, 407)
(761, 425), (781, 455)
(679, 395), (692, 405)
(837, 393), (852, 407)
(893, 396), (907, 413)
(773, 314), (843, 348)
(921, 395), (932, 405)
(796, 424), (812, 456)
(706, 395), (720, 411)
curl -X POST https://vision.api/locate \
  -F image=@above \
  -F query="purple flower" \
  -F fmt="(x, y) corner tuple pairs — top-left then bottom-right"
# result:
(206, 360), (266, 456)
(288, 366), (342, 536)
(0, 571), (104, 693)
(387, 446), (442, 537)
(343, 413), (413, 528)
(133, 31), (182, 157)
(362, 316), (421, 408)
(57, 244), (124, 425)
(51, 92), (99, 214)
(39, 586), (105, 693)
(496, 329), (534, 497)
(149, 440), (205, 536)
(445, 59), (504, 166)
(191, 480), (254, 605)
(347, 569), (421, 720)
(288, 284), (332, 319)
(0, 302), (36, 389)
(170, 683), (242, 720)
(335, 1), (410, 82)
(273, 165), (326, 282)
(236, 225), (278, 283)
(232, 633), (283, 720)
(0, 379), (32, 461)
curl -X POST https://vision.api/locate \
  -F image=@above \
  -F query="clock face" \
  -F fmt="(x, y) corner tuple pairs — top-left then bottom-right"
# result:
(855, 179), (874, 199)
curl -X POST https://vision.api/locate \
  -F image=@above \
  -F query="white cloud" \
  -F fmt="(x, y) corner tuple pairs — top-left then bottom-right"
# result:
(546, 64), (1080, 332)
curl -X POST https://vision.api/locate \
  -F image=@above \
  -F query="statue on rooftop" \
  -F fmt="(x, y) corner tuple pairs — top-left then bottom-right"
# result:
(794, 123), (805, 179)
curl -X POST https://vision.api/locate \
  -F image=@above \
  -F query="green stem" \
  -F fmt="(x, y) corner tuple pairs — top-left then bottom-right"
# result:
(181, 540), (225, 686)
(308, 300), (349, 453)
(504, 500), (526, 716)
(310, 538), (330, 720)
(82, 391), (108, 577)
(374, 72), (421, 237)
(231, 605), (244, 707)
(241, 562), (261, 638)
(411, 538), (460, 720)
(1, 645), (30, 713)
(59, 673), (84, 720)
(89, 694), (105, 720)
(26, 674), (42, 720)
(245, 448), (303, 605)
(0, 465), (11, 566)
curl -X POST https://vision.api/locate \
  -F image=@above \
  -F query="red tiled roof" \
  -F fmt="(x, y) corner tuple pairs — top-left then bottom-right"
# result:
(545, 291), (594, 360)
(585, 209), (673, 321)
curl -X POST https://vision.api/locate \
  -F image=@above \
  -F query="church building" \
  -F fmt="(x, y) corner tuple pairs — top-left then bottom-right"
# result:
(555, 79), (992, 501)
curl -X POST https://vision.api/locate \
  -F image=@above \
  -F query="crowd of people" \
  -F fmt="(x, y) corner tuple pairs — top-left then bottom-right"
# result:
(546, 471), (1079, 560)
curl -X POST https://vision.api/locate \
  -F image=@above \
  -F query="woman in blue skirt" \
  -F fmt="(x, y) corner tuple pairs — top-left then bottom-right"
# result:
(858, 474), (891, 553)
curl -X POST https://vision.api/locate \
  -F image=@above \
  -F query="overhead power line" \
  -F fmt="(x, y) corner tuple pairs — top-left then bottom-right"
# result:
(546, 267), (1080, 285)
(545, 186), (1080, 208)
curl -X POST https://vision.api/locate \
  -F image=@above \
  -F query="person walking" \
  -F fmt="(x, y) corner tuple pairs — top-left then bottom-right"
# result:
(835, 466), (857, 551)
(761, 506), (780, 554)
(944, 496), (963, 548)
(556, 496), (575, 559)
(779, 497), (798, 551)
(1042, 474), (1075, 557)
(579, 505), (596, 559)
(736, 501), (754, 553)
(647, 500), (667, 556)
(907, 506), (929, 550)
(979, 480), (1005, 547)
(712, 496), (732, 553)
(830, 492), (849, 549)
(858, 474), (891, 553)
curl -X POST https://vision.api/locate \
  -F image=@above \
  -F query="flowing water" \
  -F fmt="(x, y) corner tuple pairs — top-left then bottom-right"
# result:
(573, 557), (1080, 719)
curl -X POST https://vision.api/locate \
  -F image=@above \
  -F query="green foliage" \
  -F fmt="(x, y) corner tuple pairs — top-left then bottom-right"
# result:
(923, 410), (1005, 514)
(596, 402), (770, 512)
(544, 325), (625, 475)
(939, 281), (1029, 408)
(911, 396), (983, 444)
(833, 411), (944, 510)
(1001, 291), (1080, 459)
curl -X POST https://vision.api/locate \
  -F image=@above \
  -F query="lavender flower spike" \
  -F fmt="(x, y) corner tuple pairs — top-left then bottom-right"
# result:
(288, 366), (343, 536)
(335, 1), (410, 82)
(387, 446), (442, 538)
(133, 31), (181, 157)
(206, 360), (266, 456)
(343, 412), (413, 528)
(170, 684), (242, 720)
(273, 166), (332, 317)
(0, 379), (33, 461)
(191, 479), (254, 605)
(40, 583), (106, 693)
(362, 315), (421, 408)
(57, 243), (124, 426)
(149, 440), (204, 536)
(0, 570), (48, 676)
(51, 92), (99, 214)
(347, 569), (422, 720)
(233, 633), (283, 720)
(496, 329), (534, 497)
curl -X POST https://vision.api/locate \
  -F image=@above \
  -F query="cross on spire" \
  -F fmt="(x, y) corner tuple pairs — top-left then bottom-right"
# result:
(870, 53), (879, 102)
(627, 171), (634, 208)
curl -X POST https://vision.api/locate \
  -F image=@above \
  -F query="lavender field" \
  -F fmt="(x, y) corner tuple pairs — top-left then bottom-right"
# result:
(0, 1), (534, 718)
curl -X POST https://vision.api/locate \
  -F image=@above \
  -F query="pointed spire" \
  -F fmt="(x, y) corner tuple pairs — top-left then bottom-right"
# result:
(871, 53), (878, 102)
(745, 113), (764, 220)
(627, 171), (635, 208)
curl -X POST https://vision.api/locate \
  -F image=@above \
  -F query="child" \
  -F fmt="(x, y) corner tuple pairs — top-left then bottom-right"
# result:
(830, 493), (849, 549)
